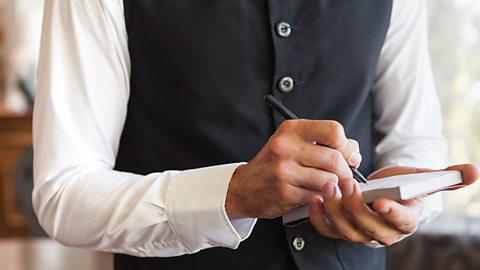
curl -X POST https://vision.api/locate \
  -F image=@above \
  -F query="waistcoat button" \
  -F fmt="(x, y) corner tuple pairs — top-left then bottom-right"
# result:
(292, 236), (305, 251)
(278, 77), (294, 93)
(276, 21), (291, 37)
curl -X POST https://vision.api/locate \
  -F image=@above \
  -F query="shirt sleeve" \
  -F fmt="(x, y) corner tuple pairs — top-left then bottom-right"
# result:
(33, 0), (255, 257)
(366, 0), (447, 248)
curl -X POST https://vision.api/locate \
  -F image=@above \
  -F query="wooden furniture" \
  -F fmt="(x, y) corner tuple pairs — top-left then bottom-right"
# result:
(0, 109), (32, 237)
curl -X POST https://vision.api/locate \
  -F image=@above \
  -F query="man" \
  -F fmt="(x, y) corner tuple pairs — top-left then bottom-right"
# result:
(33, 0), (479, 269)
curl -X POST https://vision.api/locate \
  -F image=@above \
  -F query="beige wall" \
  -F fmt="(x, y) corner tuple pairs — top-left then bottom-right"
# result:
(426, 0), (480, 218)
(0, 0), (43, 114)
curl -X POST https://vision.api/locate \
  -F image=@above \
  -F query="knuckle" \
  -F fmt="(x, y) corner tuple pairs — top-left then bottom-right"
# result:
(348, 139), (360, 150)
(324, 208), (340, 220)
(378, 236), (397, 246)
(399, 223), (417, 235)
(340, 231), (373, 244)
(342, 208), (356, 218)
(315, 172), (339, 186)
(358, 225), (378, 238)
(327, 121), (349, 152)
(403, 227), (416, 235)
(361, 238), (373, 245)
(328, 121), (345, 140)
(329, 151), (344, 169)
(328, 120), (342, 131)
(278, 119), (296, 132)
(277, 187), (294, 203)
(326, 173), (339, 185)
(387, 217), (417, 234)
(271, 163), (294, 181)
(340, 232), (359, 243)
(268, 137), (291, 157)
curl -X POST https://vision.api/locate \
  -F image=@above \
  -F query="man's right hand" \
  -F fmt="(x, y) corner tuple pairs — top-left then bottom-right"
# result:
(225, 119), (361, 220)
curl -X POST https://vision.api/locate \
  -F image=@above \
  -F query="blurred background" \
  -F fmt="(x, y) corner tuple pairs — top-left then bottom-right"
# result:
(386, 1), (480, 269)
(0, 0), (113, 269)
(0, 0), (478, 269)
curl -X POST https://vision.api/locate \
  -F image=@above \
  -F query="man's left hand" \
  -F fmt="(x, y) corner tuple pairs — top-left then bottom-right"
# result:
(308, 164), (480, 245)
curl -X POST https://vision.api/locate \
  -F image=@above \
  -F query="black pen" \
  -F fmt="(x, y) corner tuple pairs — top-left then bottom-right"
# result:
(264, 94), (368, 185)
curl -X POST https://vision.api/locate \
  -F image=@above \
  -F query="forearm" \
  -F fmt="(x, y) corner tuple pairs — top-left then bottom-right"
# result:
(34, 0), (256, 256)
(33, 162), (255, 256)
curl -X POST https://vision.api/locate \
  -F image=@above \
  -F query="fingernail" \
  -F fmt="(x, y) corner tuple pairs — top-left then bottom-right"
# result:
(349, 151), (362, 166)
(377, 207), (390, 215)
(323, 185), (335, 198)
(341, 182), (354, 197)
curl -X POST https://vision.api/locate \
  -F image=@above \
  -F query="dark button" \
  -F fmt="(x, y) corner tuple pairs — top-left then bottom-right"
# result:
(278, 77), (294, 93)
(292, 236), (305, 251)
(276, 21), (291, 37)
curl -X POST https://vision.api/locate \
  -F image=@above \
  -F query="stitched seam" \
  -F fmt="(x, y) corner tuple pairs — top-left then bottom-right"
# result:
(334, 239), (347, 270)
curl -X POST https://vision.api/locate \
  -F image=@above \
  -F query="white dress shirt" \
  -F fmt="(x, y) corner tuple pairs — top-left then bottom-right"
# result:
(33, 0), (447, 257)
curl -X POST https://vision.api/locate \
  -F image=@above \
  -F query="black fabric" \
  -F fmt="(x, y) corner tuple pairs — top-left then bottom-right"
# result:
(115, 0), (392, 269)
(267, 0), (391, 176)
(285, 221), (386, 270)
(117, 0), (275, 173)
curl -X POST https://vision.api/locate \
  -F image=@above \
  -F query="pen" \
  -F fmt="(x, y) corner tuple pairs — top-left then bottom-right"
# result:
(264, 94), (368, 185)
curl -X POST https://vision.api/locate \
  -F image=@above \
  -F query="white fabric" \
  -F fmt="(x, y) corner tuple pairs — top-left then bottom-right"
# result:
(33, 0), (446, 256)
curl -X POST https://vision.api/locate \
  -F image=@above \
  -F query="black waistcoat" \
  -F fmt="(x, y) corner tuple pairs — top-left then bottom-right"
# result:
(115, 0), (392, 269)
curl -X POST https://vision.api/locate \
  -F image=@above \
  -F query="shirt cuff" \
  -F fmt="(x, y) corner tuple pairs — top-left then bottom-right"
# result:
(165, 163), (256, 254)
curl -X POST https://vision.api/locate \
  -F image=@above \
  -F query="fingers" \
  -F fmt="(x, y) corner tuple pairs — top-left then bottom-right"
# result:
(371, 197), (424, 235)
(310, 178), (409, 246)
(369, 163), (480, 188)
(348, 139), (360, 153)
(291, 143), (353, 182)
(274, 120), (360, 180)
(347, 139), (361, 168)
(310, 182), (373, 244)
(225, 119), (363, 221)
(321, 183), (373, 244)
(285, 120), (362, 168)
(309, 195), (341, 239)
(289, 167), (339, 190)
(309, 163), (480, 245)
(338, 179), (400, 245)
(444, 164), (480, 186)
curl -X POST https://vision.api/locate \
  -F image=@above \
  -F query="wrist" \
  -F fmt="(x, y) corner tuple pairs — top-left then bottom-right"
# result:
(225, 164), (247, 221)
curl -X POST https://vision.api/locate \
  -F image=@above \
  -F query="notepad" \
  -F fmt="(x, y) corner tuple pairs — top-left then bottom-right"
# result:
(283, 170), (463, 227)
